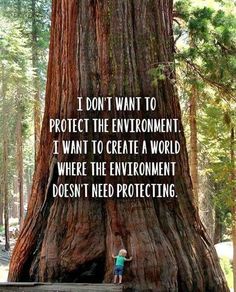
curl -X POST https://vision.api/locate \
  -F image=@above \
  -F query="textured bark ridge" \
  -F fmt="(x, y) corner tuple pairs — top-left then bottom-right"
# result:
(9, 1), (229, 291)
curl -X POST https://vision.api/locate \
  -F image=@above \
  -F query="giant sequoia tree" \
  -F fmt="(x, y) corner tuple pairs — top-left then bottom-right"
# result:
(8, 0), (229, 291)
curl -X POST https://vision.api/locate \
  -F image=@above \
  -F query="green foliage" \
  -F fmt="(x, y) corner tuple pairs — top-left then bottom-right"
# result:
(175, 0), (191, 21)
(175, 0), (236, 233)
(149, 63), (175, 88)
(175, 0), (236, 93)
(0, 0), (51, 92)
(0, 16), (33, 89)
(220, 256), (233, 289)
(149, 65), (167, 87)
(0, 15), (34, 197)
(189, 7), (214, 40)
(0, 0), (50, 219)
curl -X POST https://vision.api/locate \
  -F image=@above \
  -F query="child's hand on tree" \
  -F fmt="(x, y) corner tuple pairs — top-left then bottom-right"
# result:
(126, 256), (133, 261)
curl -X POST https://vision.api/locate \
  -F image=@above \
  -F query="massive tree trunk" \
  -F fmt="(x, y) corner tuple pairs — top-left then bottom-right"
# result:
(9, 1), (228, 291)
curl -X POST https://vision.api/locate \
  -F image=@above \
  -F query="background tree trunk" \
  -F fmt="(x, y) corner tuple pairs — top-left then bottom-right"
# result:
(189, 84), (199, 207)
(0, 183), (3, 225)
(214, 212), (223, 244)
(16, 108), (24, 229)
(31, 0), (41, 163)
(12, 177), (19, 219)
(8, 1), (228, 291)
(199, 174), (215, 242)
(230, 127), (236, 292)
(2, 65), (10, 251)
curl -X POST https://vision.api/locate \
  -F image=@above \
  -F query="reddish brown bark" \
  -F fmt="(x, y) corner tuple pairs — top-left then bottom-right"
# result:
(9, 1), (228, 291)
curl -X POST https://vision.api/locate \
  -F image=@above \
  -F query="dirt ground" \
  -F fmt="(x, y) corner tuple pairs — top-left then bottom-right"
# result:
(0, 235), (14, 282)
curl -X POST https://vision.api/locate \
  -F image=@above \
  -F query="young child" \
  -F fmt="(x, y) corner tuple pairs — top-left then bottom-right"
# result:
(112, 249), (132, 284)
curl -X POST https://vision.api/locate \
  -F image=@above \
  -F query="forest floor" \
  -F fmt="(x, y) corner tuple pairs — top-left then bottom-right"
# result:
(0, 283), (124, 291)
(0, 219), (18, 282)
(0, 235), (10, 282)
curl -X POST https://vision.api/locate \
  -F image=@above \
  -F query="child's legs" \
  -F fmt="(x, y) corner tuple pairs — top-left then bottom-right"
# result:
(118, 266), (124, 283)
(114, 265), (123, 283)
(118, 275), (123, 284)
